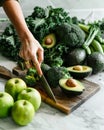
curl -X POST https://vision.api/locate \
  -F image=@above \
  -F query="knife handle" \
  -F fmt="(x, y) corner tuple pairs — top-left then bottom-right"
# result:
(41, 94), (70, 114)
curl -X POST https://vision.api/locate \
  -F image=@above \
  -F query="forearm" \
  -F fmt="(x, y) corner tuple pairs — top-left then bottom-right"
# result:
(2, 0), (44, 75)
(2, 0), (30, 39)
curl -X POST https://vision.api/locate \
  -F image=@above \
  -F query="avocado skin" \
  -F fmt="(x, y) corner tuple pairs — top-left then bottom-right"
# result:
(68, 71), (92, 79)
(65, 48), (86, 67)
(60, 87), (84, 96)
(67, 66), (92, 79)
(41, 63), (51, 75)
(86, 52), (104, 74)
(59, 78), (85, 96)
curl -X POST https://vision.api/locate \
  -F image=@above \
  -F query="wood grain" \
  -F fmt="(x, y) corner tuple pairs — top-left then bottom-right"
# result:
(0, 66), (100, 114)
(35, 79), (100, 114)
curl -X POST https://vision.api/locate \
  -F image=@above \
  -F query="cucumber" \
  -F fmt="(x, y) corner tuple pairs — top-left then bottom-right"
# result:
(79, 23), (90, 32)
(101, 44), (104, 52)
(91, 40), (104, 54)
(89, 45), (95, 53)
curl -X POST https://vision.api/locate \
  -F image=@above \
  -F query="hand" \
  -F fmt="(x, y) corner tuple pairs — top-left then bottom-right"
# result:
(2, 0), (44, 75)
(19, 34), (44, 76)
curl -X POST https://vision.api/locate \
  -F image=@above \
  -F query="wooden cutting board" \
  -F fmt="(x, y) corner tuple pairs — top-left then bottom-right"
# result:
(35, 80), (100, 114)
(0, 66), (100, 114)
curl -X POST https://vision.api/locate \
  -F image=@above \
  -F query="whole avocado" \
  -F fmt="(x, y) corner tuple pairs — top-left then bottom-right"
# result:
(64, 48), (86, 67)
(41, 63), (51, 75)
(86, 52), (104, 74)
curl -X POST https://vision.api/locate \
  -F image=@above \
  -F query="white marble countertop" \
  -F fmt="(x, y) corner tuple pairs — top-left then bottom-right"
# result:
(0, 54), (104, 130)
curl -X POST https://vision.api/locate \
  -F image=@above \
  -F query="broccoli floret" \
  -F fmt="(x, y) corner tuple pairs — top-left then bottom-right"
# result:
(55, 23), (85, 48)
(27, 68), (37, 76)
(46, 66), (70, 87)
(23, 67), (39, 87)
(49, 57), (63, 67)
(23, 75), (37, 87)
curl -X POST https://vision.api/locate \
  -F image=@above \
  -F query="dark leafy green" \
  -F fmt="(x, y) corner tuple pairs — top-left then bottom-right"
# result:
(0, 6), (73, 62)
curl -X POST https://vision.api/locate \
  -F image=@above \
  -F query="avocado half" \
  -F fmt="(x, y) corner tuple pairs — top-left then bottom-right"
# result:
(67, 65), (92, 79)
(42, 33), (56, 48)
(59, 78), (85, 96)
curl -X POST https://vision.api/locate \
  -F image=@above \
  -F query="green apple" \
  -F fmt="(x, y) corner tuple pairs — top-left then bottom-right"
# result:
(17, 87), (41, 111)
(0, 92), (14, 118)
(5, 78), (27, 101)
(11, 99), (35, 126)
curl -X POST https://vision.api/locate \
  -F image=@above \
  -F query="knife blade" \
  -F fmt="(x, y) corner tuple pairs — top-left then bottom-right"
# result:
(30, 62), (57, 103)
(39, 74), (57, 103)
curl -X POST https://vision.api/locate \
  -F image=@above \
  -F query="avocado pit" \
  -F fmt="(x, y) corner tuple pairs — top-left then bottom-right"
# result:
(73, 65), (83, 71)
(42, 33), (56, 48)
(67, 65), (92, 79)
(45, 38), (53, 45)
(65, 78), (77, 87)
(59, 78), (85, 96)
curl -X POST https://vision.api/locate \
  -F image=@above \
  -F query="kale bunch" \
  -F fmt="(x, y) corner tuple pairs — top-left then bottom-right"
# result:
(26, 6), (72, 43)
(0, 24), (21, 61)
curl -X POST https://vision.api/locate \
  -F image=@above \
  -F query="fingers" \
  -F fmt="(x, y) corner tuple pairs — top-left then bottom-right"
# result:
(19, 42), (30, 60)
(31, 48), (43, 76)
(24, 60), (32, 69)
(19, 41), (44, 76)
(37, 47), (44, 65)
(33, 60), (43, 76)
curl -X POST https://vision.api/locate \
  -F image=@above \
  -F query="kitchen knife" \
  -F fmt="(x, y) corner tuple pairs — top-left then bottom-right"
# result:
(28, 62), (57, 103)
(14, 65), (57, 102)
(39, 74), (57, 103)
(0, 65), (57, 102)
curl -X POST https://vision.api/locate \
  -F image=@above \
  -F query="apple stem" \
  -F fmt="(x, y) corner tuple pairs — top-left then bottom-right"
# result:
(0, 93), (3, 97)
(15, 80), (19, 84)
(23, 100), (27, 105)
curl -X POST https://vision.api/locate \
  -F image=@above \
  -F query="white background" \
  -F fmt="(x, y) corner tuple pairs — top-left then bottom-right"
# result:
(0, 0), (104, 19)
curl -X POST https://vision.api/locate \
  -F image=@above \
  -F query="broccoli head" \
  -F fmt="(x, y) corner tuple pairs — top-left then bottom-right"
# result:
(55, 23), (85, 48)
(49, 57), (63, 67)
(23, 67), (39, 87)
(27, 68), (37, 76)
(46, 66), (70, 87)
(23, 75), (37, 87)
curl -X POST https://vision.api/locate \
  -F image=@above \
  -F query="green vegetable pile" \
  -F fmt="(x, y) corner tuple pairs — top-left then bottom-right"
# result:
(79, 23), (104, 54)
(0, 6), (72, 62)
(0, 5), (104, 75)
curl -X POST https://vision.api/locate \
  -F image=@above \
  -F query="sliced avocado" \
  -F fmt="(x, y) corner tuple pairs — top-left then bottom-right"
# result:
(59, 78), (85, 96)
(67, 65), (92, 79)
(42, 33), (56, 48)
